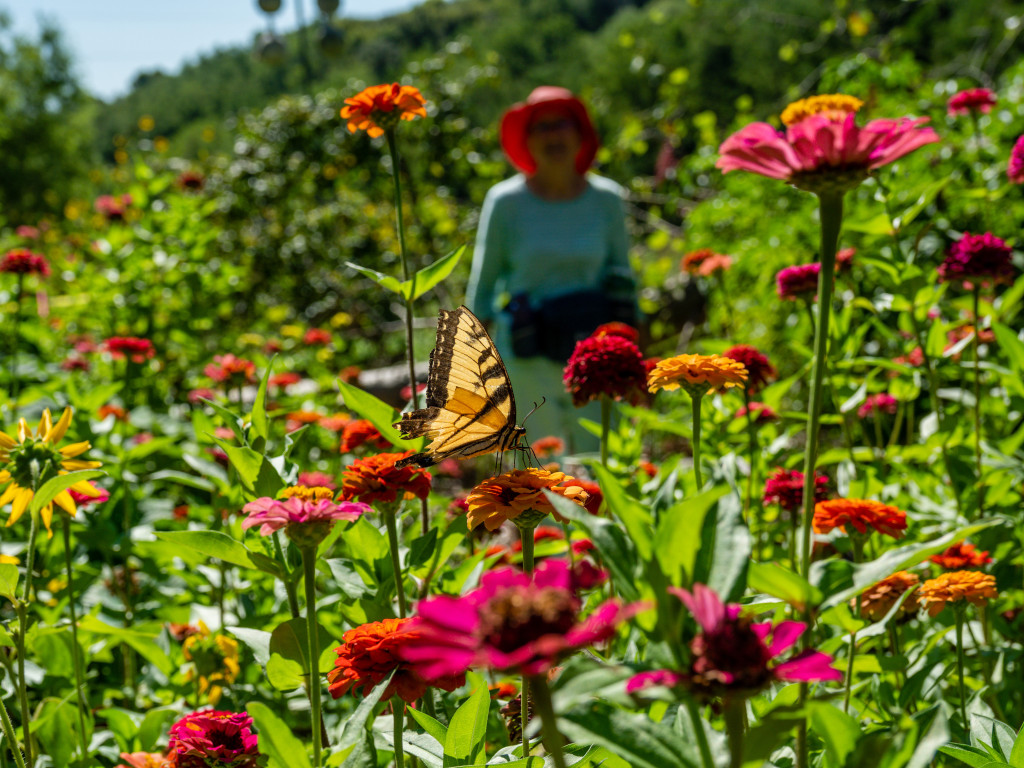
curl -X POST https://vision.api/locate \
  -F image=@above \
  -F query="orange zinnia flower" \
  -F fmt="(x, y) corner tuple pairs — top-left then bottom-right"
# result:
(339, 451), (432, 506)
(647, 353), (748, 397)
(464, 468), (590, 531)
(919, 571), (997, 617)
(340, 83), (427, 138)
(327, 618), (464, 703)
(929, 541), (992, 570)
(813, 498), (907, 539)
(855, 571), (920, 622)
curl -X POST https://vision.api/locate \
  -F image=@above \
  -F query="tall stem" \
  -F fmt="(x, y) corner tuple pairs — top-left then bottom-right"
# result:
(691, 393), (704, 489)
(9, 274), (24, 401)
(0, 694), (26, 768)
(62, 517), (89, 760)
(843, 631), (857, 714)
(798, 192), (842, 579)
(520, 526), (535, 574)
(271, 532), (301, 618)
(743, 388), (756, 526)
(686, 701), (714, 768)
(972, 286), (984, 517)
(302, 549), (323, 768)
(955, 608), (969, 735)
(383, 508), (407, 618)
(723, 699), (745, 768)
(519, 525), (536, 759)
(599, 396), (611, 469)
(15, 516), (37, 767)
(529, 676), (567, 768)
(386, 130), (420, 415)
(392, 696), (406, 768)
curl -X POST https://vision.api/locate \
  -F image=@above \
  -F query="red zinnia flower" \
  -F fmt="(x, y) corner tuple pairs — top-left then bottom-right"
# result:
(592, 322), (640, 343)
(204, 354), (256, 386)
(1009, 136), (1024, 184)
(857, 393), (898, 419)
(627, 584), (840, 700)
(930, 542), (992, 570)
(61, 356), (90, 372)
(722, 345), (776, 393)
(736, 402), (778, 424)
(764, 468), (828, 512)
(340, 83), (427, 138)
(269, 372), (302, 388)
(835, 247), (856, 271)
(104, 337), (155, 363)
(98, 404), (129, 423)
(95, 194), (132, 222)
(303, 328), (331, 346)
(563, 333), (648, 407)
(339, 419), (391, 453)
(776, 263), (820, 300)
(328, 618), (465, 703)
(338, 365), (362, 384)
(340, 451), (432, 506)
(893, 347), (924, 368)
(938, 232), (1014, 286)
(947, 88), (996, 116)
(167, 710), (260, 768)
(0, 249), (50, 276)
(531, 436), (565, 460)
(813, 498), (907, 539)
(400, 559), (639, 678)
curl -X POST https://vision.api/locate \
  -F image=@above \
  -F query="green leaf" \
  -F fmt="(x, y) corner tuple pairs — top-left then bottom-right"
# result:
(654, 487), (727, 586)
(444, 671), (489, 767)
(248, 701), (313, 768)
(748, 562), (822, 612)
(940, 745), (1007, 768)
(338, 380), (420, 450)
(138, 707), (178, 752)
(210, 439), (283, 499)
(198, 397), (246, 442)
(558, 701), (697, 768)
(35, 698), (78, 768)
(251, 354), (276, 444)
(407, 707), (448, 747)
(78, 616), (172, 676)
(0, 564), (19, 601)
(266, 618), (336, 690)
(154, 531), (282, 576)
(336, 671), (395, 754)
(693, 490), (750, 603)
(809, 702), (861, 768)
(594, 465), (653, 560)
(992, 322), (1024, 376)
(345, 261), (406, 295)
(971, 715), (1017, 761)
(1010, 725), (1024, 768)
(405, 245), (465, 301)
(96, 707), (141, 752)
(29, 470), (105, 517)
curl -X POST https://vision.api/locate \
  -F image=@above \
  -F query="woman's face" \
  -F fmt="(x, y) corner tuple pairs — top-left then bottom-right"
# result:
(525, 106), (582, 174)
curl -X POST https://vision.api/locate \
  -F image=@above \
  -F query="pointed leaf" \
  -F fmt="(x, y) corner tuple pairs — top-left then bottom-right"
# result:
(444, 671), (489, 767)
(248, 700), (312, 768)
(593, 465), (653, 560)
(337, 380), (421, 450)
(154, 530), (283, 576)
(748, 562), (822, 612)
(407, 708), (448, 748)
(809, 702), (860, 768)
(345, 261), (405, 295)
(0, 564), (19, 602)
(251, 355), (277, 444)
(29, 470), (105, 517)
(404, 245), (465, 301)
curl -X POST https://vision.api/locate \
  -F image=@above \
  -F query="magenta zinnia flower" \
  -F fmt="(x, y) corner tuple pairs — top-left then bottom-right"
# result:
(400, 559), (638, 678)
(242, 496), (367, 538)
(168, 710), (260, 768)
(104, 337), (155, 363)
(629, 584), (840, 700)
(947, 88), (996, 116)
(563, 333), (647, 407)
(938, 232), (1015, 286)
(717, 96), (938, 194)
(857, 393), (898, 419)
(1009, 136), (1024, 184)
(722, 345), (776, 393)
(776, 263), (820, 300)
(764, 468), (828, 512)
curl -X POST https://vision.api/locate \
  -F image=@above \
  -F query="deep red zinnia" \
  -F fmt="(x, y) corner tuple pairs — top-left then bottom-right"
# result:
(776, 263), (821, 300)
(947, 88), (996, 116)
(857, 393), (898, 419)
(722, 345), (776, 393)
(1009, 136), (1024, 184)
(0, 249), (50, 277)
(563, 333), (647, 407)
(764, 468), (828, 512)
(167, 710), (260, 768)
(105, 337), (155, 363)
(938, 232), (1014, 286)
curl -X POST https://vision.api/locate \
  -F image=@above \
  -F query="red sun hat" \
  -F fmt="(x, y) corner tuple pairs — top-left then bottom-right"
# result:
(499, 86), (600, 175)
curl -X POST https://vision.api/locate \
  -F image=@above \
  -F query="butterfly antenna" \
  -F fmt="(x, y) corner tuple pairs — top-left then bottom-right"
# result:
(522, 397), (546, 427)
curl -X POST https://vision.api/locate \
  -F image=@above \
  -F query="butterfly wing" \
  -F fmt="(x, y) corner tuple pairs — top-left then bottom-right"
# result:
(394, 306), (523, 467)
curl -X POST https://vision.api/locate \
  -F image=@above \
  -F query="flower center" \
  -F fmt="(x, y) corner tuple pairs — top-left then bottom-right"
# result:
(281, 485), (335, 501)
(7, 439), (63, 489)
(690, 618), (773, 692)
(780, 94), (864, 126)
(479, 586), (579, 653)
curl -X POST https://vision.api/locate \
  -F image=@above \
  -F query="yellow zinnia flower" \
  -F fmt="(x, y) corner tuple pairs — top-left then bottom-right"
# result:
(0, 408), (103, 537)
(647, 354), (749, 397)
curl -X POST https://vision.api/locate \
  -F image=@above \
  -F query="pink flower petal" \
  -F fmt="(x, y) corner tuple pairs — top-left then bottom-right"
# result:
(774, 649), (842, 682)
(766, 620), (806, 657)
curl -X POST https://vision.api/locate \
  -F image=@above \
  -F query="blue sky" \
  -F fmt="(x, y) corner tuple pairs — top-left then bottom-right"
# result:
(8, 0), (422, 100)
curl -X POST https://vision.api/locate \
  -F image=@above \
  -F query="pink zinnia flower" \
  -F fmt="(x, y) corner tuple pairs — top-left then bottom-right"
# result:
(297, 470), (337, 490)
(104, 337), (155, 363)
(947, 88), (996, 116)
(857, 393), (898, 419)
(764, 468), (828, 512)
(400, 559), (639, 678)
(70, 487), (110, 508)
(717, 98), (938, 193)
(736, 401), (778, 424)
(722, 345), (776, 393)
(95, 194), (132, 222)
(188, 387), (217, 404)
(0, 249), (50, 277)
(205, 354), (257, 386)
(836, 247), (856, 271)
(938, 232), (1014, 286)
(15, 225), (40, 240)
(1009, 136), (1024, 184)
(629, 584), (841, 699)
(776, 263), (820, 300)
(269, 372), (302, 389)
(167, 710), (260, 768)
(241, 496), (367, 537)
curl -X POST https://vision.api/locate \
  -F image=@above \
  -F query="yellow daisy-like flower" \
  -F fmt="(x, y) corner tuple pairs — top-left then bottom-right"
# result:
(918, 570), (997, 617)
(647, 354), (748, 397)
(0, 408), (102, 537)
(280, 485), (335, 502)
(182, 621), (241, 705)
(780, 94), (865, 126)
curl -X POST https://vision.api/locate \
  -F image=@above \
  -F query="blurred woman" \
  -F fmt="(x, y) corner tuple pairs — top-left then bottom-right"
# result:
(466, 86), (635, 454)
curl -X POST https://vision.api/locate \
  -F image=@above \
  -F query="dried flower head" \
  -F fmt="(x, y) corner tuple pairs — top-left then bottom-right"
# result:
(856, 571), (920, 622)
(464, 468), (590, 531)
(919, 571), (997, 616)
(341, 83), (427, 137)
(647, 354), (748, 397)
(813, 498), (907, 539)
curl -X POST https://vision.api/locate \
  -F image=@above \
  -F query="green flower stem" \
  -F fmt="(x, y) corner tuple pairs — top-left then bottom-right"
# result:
(529, 675), (567, 768)
(385, 130), (419, 410)
(954, 607), (969, 734)
(392, 696), (406, 768)
(972, 286), (984, 517)
(520, 676), (530, 758)
(723, 699), (745, 768)
(798, 191), (843, 580)
(599, 396), (611, 469)
(520, 526), (535, 574)
(61, 517), (89, 760)
(383, 508), (407, 618)
(843, 631), (857, 714)
(301, 548), (324, 768)
(686, 701), (714, 768)
(742, 388), (757, 527)
(907, 307), (962, 515)
(15, 514), (37, 767)
(9, 274), (24, 401)
(271, 532), (301, 618)
(518, 526), (537, 758)
(690, 393), (704, 489)
(0, 693), (26, 768)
